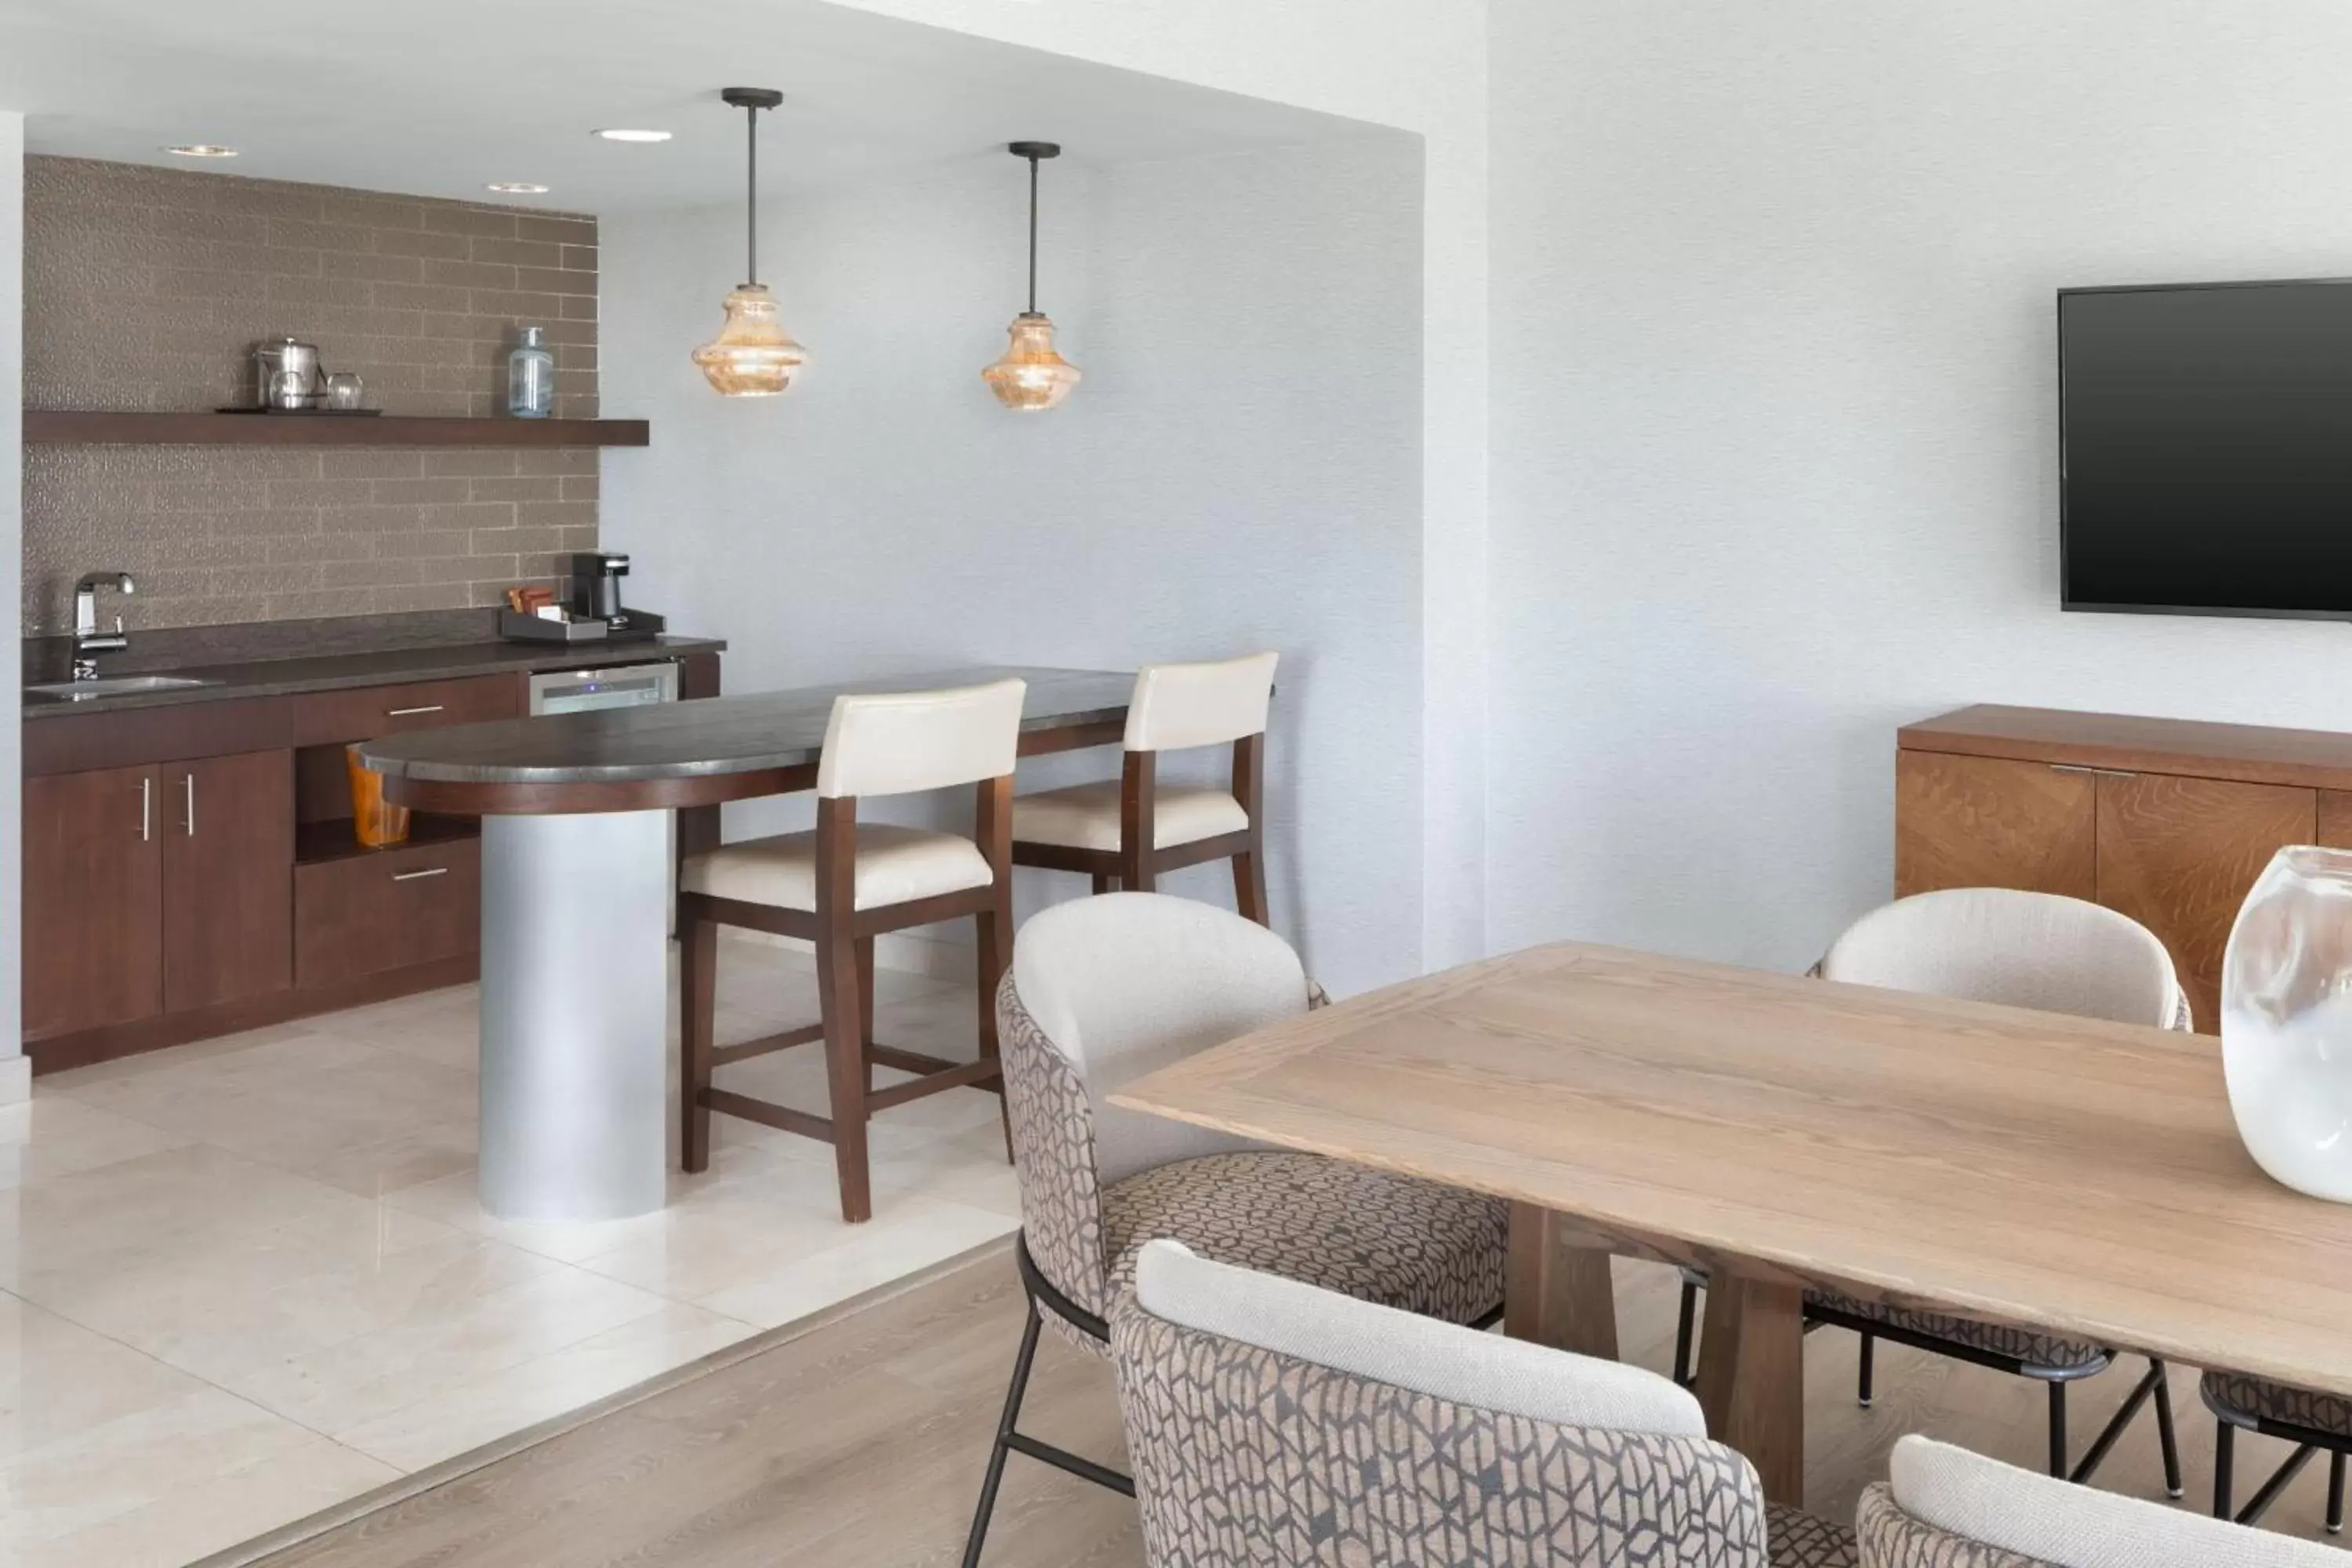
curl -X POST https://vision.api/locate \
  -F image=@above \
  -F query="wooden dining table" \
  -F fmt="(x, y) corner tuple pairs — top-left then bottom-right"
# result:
(1111, 939), (2352, 1505)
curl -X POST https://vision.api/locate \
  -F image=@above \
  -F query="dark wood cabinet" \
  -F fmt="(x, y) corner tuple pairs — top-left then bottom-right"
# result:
(23, 764), (165, 1040)
(161, 750), (295, 1012)
(1897, 706), (2352, 1033)
(296, 833), (481, 991)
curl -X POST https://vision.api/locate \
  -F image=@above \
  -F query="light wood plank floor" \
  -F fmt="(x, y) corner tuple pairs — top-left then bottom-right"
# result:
(260, 1246), (2347, 1566)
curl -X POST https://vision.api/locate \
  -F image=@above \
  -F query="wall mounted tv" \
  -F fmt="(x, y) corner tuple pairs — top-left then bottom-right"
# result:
(2060, 277), (2352, 621)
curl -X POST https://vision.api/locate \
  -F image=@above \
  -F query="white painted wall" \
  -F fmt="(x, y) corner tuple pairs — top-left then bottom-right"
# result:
(820, 0), (1494, 969)
(603, 136), (1428, 994)
(1487, 1), (2352, 970)
(1, 109), (24, 1102)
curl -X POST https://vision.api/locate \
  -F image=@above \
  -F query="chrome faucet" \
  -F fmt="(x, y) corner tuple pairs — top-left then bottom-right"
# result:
(72, 572), (136, 681)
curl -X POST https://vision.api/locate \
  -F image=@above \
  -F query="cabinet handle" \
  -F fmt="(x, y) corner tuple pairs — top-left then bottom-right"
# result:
(183, 771), (196, 837)
(387, 705), (446, 717)
(391, 866), (450, 883)
(138, 776), (151, 842)
(2049, 764), (2138, 779)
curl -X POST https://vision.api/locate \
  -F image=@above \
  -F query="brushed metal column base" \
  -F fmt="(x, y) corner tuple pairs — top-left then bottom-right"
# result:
(477, 810), (670, 1221)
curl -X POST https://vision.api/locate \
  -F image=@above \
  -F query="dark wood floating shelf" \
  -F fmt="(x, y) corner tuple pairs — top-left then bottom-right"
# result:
(24, 410), (650, 449)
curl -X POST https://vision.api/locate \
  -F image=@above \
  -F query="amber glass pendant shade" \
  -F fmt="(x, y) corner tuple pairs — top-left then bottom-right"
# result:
(983, 311), (1081, 411)
(694, 284), (805, 397)
(695, 87), (804, 398)
(985, 142), (1078, 412)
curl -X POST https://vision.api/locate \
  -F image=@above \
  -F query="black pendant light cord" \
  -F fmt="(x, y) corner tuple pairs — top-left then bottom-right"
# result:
(1026, 152), (1040, 315)
(719, 89), (785, 289)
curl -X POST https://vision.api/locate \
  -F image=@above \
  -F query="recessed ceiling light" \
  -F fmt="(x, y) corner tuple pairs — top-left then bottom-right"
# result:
(165, 144), (238, 158)
(595, 128), (673, 143)
(486, 182), (551, 194)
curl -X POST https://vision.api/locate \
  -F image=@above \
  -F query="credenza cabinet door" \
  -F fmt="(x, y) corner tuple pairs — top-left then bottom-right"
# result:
(2095, 772), (2315, 1033)
(23, 764), (164, 1039)
(161, 750), (296, 1014)
(1895, 751), (2096, 901)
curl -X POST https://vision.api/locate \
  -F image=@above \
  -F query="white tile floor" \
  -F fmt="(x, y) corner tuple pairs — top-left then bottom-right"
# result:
(0, 937), (1017, 1568)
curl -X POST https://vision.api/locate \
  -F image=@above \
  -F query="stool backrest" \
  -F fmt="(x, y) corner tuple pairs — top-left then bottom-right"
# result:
(1123, 652), (1277, 753)
(1860, 1436), (2343, 1567)
(1820, 887), (2188, 1030)
(815, 677), (1026, 800)
(1115, 1240), (1769, 1567)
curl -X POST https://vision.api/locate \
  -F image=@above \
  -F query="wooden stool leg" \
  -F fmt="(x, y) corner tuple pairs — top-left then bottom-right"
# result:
(1693, 1271), (1806, 1507)
(1090, 873), (1116, 895)
(856, 935), (877, 1095)
(679, 911), (717, 1174)
(976, 775), (1014, 1160)
(1232, 848), (1269, 926)
(817, 921), (871, 1224)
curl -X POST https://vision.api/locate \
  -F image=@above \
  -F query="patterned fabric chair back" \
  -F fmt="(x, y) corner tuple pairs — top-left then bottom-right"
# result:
(1858, 1436), (2342, 1568)
(999, 893), (1313, 1319)
(1821, 887), (2190, 1030)
(1112, 1240), (1773, 1567)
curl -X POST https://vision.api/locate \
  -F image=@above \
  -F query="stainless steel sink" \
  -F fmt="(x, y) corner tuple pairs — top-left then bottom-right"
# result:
(24, 674), (220, 701)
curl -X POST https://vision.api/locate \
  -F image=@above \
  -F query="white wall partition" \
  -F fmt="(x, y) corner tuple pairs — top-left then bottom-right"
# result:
(1486, 1), (2352, 969)
(603, 137), (1426, 995)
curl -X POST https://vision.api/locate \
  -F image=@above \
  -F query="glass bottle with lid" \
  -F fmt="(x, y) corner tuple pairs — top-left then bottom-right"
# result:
(507, 325), (554, 419)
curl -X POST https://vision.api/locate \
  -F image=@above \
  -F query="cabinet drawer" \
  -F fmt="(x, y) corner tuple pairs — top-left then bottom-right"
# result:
(295, 836), (480, 990)
(289, 674), (521, 746)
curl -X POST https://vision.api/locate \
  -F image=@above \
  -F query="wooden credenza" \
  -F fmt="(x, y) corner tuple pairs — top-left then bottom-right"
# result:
(1896, 705), (2352, 1033)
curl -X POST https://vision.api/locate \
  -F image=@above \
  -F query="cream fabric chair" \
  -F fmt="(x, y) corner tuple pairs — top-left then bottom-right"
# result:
(677, 677), (1025, 1224)
(1858, 1436), (2343, 1566)
(1674, 888), (2188, 1499)
(960, 892), (1510, 1567)
(1113, 1240), (1857, 1568)
(1011, 652), (1277, 924)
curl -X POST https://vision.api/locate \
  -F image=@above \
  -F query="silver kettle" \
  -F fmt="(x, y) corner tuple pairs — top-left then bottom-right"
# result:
(253, 337), (325, 409)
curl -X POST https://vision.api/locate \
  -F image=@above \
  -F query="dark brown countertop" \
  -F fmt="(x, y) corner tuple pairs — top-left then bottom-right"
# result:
(360, 666), (1131, 788)
(23, 635), (725, 720)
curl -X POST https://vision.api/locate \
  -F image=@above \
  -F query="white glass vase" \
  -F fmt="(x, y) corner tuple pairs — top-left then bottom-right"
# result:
(2221, 845), (2352, 1202)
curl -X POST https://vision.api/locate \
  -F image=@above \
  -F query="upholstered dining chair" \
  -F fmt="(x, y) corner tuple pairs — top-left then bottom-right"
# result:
(1010, 652), (1277, 924)
(2207, 1373), (2350, 1537)
(677, 677), (1025, 1224)
(961, 892), (1510, 1567)
(1858, 1434), (2343, 1566)
(1672, 887), (2187, 1497)
(1113, 1239), (1857, 1568)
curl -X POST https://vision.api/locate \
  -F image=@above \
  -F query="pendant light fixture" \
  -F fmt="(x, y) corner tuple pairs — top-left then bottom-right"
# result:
(692, 87), (806, 397)
(982, 141), (1081, 412)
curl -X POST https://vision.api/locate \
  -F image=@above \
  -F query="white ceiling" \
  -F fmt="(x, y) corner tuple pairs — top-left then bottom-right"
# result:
(0, 0), (1379, 211)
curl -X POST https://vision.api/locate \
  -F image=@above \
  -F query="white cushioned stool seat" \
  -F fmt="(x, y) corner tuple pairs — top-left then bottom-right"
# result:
(1012, 779), (1247, 854)
(681, 823), (992, 912)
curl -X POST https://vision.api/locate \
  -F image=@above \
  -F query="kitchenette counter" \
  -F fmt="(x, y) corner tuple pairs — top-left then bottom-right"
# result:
(23, 633), (726, 718)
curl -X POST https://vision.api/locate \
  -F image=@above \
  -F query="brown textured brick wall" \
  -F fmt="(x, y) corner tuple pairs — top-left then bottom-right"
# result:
(20, 156), (601, 633)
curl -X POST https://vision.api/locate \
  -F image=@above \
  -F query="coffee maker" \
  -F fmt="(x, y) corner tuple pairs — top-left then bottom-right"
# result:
(563, 551), (665, 639)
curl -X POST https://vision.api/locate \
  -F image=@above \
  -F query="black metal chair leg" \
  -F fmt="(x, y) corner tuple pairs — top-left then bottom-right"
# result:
(2213, 1420), (2234, 1519)
(2237, 1443), (2317, 1527)
(2151, 1360), (2183, 1499)
(2048, 1380), (2068, 1479)
(963, 1298), (1044, 1568)
(2328, 1450), (2347, 1535)
(1673, 1279), (1699, 1388)
(1857, 1331), (1875, 1409)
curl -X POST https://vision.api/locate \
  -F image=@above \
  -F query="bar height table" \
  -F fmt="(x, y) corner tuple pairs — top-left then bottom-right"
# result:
(360, 666), (1133, 1222)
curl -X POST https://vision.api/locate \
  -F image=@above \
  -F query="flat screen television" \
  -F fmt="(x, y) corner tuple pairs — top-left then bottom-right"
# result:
(2060, 277), (2352, 620)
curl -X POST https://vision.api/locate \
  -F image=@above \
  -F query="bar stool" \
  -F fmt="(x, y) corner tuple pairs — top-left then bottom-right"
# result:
(677, 677), (1026, 1223)
(1010, 652), (1276, 924)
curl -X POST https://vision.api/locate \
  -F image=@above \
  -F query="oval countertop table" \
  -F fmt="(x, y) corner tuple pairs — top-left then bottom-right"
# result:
(355, 665), (1135, 1225)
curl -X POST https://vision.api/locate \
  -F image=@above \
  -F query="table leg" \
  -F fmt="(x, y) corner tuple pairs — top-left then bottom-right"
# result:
(1693, 1271), (1806, 1506)
(1504, 1202), (1620, 1359)
(477, 809), (670, 1221)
